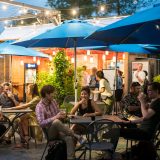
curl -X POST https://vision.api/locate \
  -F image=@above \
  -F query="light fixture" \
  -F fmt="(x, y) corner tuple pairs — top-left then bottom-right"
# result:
(37, 59), (40, 65)
(122, 53), (125, 60)
(105, 51), (109, 55)
(21, 20), (24, 24)
(49, 56), (52, 61)
(2, 5), (7, 10)
(20, 60), (24, 65)
(87, 50), (90, 56)
(72, 9), (77, 16)
(33, 57), (36, 62)
(100, 5), (105, 12)
(52, 51), (56, 56)
(90, 56), (94, 63)
(112, 56), (116, 62)
(102, 54), (106, 61)
(45, 10), (50, 16)
(84, 55), (87, 61)
(71, 57), (74, 63)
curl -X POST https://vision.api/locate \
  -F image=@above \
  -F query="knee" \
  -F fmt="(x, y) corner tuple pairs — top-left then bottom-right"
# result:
(52, 119), (62, 126)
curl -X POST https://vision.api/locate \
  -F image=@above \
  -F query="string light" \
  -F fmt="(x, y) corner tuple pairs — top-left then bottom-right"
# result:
(100, 5), (105, 12)
(52, 51), (56, 56)
(2, 5), (7, 10)
(21, 20), (24, 24)
(72, 9), (78, 16)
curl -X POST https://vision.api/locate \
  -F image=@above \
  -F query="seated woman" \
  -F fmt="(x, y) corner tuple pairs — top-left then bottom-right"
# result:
(70, 86), (102, 135)
(10, 84), (43, 145)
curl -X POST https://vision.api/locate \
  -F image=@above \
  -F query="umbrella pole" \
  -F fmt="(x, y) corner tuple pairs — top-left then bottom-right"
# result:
(74, 38), (78, 103)
(112, 52), (118, 115)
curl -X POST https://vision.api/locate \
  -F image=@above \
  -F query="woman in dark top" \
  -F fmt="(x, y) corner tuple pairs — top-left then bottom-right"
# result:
(70, 86), (102, 135)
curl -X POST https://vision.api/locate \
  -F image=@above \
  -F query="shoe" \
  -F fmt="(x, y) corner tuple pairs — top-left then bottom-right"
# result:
(78, 136), (86, 145)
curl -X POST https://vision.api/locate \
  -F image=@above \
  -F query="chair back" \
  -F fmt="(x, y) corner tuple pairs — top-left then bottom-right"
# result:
(86, 118), (120, 151)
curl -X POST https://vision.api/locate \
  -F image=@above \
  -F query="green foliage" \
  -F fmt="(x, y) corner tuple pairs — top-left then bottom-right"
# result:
(153, 75), (160, 83)
(37, 50), (74, 105)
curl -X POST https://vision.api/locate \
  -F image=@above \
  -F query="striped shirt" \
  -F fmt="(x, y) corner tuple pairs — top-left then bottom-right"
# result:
(35, 99), (60, 128)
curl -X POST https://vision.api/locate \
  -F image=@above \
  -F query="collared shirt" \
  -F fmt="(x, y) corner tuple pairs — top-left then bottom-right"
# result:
(121, 92), (142, 117)
(35, 98), (60, 128)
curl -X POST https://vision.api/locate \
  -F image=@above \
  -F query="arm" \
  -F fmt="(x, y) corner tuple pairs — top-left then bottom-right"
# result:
(70, 101), (81, 115)
(138, 92), (155, 120)
(92, 87), (105, 94)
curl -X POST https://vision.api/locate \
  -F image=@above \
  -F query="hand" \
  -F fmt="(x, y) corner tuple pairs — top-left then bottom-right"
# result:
(56, 112), (66, 120)
(138, 92), (146, 102)
(83, 113), (90, 117)
(79, 98), (87, 105)
(7, 92), (14, 99)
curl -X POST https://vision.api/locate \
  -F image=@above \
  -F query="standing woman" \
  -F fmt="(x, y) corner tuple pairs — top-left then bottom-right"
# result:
(92, 70), (113, 114)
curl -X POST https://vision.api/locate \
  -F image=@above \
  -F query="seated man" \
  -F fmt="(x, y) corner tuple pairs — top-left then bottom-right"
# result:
(0, 82), (19, 108)
(0, 82), (20, 143)
(121, 82), (160, 141)
(36, 85), (82, 160)
(121, 82), (142, 119)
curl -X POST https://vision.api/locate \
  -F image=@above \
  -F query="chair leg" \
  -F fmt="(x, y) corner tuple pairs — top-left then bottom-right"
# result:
(41, 142), (48, 160)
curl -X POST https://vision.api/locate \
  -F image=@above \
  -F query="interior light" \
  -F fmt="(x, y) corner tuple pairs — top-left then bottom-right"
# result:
(84, 55), (87, 61)
(105, 51), (109, 55)
(52, 51), (56, 56)
(90, 57), (94, 63)
(102, 54), (106, 61)
(87, 50), (90, 56)
(33, 57), (36, 62)
(20, 60), (24, 65)
(71, 57), (74, 63)
(37, 59), (40, 65)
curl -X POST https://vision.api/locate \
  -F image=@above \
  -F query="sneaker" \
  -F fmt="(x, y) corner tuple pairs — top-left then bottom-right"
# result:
(78, 136), (86, 145)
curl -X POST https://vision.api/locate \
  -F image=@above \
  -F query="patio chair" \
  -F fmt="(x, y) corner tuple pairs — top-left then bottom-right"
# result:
(124, 122), (160, 160)
(40, 127), (65, 160)
(62, 95), (75, 114)
(82, 119), (120, 160)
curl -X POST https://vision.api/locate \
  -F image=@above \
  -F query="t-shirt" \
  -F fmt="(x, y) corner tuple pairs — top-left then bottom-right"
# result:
(99, 79), (112, 98)
(140, 98), (160, 138)
(133, 70), (145, 85)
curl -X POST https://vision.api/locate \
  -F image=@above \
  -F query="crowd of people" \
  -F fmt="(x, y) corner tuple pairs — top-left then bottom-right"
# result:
(0, 65), (160, 159)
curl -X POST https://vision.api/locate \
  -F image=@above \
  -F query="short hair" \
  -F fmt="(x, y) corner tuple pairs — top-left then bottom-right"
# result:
(148, 82), (160, 94)
(2, 82), (11, 87)
(131, 82), (140, 88)
(96, 70), (104, 79)
(81, 86), (90, 95)
(40, 85), (55, 98)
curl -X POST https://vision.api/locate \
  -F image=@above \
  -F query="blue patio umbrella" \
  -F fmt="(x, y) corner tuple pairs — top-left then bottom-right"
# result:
(78, 44), (160, 54)
(0, 43), (49, 58)
(87, 5), (160, 45)
(14, 19), (106, 102)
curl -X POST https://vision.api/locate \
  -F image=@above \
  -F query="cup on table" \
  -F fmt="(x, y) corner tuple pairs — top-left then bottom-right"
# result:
(91, 116), (95, 121)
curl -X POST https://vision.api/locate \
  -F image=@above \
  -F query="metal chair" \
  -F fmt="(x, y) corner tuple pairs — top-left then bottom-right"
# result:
(82, 119), (120, 160)
(40, 127), (60, 160)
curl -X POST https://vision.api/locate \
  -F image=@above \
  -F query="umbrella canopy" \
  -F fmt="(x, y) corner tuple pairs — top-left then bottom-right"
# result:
(14, 19), (106, 48)
(78, 44), (160, 54)
(13, 19), (106, 102)
(87, 5), (160, 45)
(0, 43), (49, 58)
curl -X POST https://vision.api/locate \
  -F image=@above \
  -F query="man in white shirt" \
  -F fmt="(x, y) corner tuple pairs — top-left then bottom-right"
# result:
(133, 63), (146, 86)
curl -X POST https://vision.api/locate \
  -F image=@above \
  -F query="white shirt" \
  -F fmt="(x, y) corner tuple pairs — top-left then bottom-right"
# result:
(133, 70), (145, 85)
(99, 79), (113, 97)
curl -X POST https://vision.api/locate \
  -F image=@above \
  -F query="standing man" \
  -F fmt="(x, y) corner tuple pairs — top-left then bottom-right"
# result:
(133, 63), (146, 86)
(81, 65), (89, 87)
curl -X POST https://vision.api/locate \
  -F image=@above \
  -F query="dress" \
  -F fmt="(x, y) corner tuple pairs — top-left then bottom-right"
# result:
(27, 96), (43, 141)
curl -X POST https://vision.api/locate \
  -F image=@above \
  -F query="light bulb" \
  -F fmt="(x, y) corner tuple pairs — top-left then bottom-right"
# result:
(37, 59), (40, 65)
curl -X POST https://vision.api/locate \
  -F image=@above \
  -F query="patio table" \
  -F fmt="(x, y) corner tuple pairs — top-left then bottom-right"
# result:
(0, 108), (33, 148)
